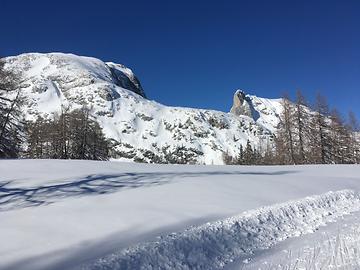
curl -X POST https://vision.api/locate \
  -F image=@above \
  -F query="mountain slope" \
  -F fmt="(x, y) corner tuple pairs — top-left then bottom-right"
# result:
(4, 53), (283, 164)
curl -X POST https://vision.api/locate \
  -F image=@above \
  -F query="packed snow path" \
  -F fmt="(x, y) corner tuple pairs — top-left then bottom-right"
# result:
(1, 160), (360, 270)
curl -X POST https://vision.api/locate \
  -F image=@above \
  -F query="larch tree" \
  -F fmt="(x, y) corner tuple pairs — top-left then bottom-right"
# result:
(329, 109), (351, 164)
(276, 93), (296, 164)
(25, 106), (110, 160)
(348, 111), (360, 163)
(0, 57), (24, 158)
(309, 94), (332, 164)
(294, 90), (310, 163)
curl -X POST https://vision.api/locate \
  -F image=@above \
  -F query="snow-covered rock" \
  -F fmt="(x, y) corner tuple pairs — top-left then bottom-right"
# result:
(3, 53), (284, 164)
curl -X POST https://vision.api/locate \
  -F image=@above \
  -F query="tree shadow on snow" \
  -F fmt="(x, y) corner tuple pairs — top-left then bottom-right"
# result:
(0, 170), (297, 211)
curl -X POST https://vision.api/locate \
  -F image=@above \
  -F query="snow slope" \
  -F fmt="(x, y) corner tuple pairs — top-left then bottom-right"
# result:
(1, 160), (360, 270)
(4, 53), (283, 164)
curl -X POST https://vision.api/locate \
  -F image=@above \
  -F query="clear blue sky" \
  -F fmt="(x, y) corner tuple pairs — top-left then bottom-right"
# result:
(1, 0), (359, 119)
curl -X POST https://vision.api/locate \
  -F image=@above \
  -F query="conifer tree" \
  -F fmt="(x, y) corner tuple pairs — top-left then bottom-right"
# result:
(243, 139), (254, 165)
(237, 144), (244, 165)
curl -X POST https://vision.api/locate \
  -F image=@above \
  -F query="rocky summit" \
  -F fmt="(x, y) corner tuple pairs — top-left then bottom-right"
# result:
(230, 90), (253, 118)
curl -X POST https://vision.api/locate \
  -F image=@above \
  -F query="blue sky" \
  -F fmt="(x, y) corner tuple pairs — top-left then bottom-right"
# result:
(1, 0), (359, 119)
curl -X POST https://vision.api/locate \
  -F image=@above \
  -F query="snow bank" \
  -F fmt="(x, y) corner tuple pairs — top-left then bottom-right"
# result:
(81, 190), (360, 270)
(241, 212), (360, 270)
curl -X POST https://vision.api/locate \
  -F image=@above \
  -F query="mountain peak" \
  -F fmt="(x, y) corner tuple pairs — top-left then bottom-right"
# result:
(230, 89), (252, 118)
(6, 52), (146, 99)
(234, 89), (247, 97)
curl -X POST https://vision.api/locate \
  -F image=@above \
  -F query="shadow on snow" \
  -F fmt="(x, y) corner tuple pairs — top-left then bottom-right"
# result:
(0, 170), (296, 211)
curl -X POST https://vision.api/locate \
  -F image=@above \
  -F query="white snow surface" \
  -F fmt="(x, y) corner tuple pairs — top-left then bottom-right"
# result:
(235, 211), (360, 270)
(81, 190), (360, 270)
(4, 53), (283, 164)
(1, 160), (360, 270)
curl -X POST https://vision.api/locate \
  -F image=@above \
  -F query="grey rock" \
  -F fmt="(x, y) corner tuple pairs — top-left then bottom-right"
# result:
(230, 90), (253, 118)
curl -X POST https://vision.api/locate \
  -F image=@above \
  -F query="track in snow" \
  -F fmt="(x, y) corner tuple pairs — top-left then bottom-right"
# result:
(80, 190), (360, 270)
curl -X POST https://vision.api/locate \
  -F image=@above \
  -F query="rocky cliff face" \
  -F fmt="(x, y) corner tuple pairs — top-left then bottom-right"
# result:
(3, 53), (283, 164)
(229, 90), (283, 133)
(230, 90), (253, 118)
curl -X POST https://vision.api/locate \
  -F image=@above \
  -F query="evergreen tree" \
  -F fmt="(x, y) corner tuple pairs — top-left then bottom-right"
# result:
(236, 144), (244, 165)
(243, 139), (254, 165)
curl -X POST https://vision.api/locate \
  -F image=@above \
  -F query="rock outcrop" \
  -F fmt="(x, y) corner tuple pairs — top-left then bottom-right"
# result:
(230, 90), (253, 118)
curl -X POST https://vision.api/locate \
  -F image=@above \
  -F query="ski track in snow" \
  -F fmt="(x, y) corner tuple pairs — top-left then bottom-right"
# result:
(80, 190), (360, 270)
(234, 212), (360, 270)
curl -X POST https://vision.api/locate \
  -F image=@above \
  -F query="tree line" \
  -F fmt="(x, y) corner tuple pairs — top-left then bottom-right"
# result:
(0, 57), (111, 160)
(26, 107), (110, 160)
(224, 90), (360, 165)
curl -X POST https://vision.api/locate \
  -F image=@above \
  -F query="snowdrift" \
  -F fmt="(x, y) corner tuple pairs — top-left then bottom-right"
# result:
(81, 190), (360, 270)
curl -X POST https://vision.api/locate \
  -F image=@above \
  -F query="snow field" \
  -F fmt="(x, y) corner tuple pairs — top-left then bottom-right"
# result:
(2, 160), (360, 270)
(81, 190), (360, 270)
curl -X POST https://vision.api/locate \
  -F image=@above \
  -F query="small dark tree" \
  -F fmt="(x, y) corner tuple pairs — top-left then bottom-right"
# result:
(236, 144), (244, 165)
(243, 139), (254, 165)
(222, 150), (234, 165)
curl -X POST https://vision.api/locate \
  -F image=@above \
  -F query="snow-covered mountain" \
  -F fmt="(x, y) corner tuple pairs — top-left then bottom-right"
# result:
(3, 53), (283, 164)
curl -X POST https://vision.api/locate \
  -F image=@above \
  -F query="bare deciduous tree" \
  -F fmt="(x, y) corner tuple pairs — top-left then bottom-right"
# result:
(0, 57), (24, 158)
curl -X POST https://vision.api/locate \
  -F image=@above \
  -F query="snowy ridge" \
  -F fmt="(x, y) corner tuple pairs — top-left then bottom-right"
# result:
(3, 53), (283, 164)
(81, 190), (360, 270)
